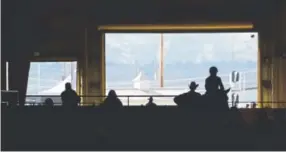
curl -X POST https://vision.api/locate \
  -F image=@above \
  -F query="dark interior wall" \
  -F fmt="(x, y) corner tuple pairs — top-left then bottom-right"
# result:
(8, 62), (30, 106)
(2, 0), (278, 59)
(1, 0), (276, 57)
(2, 0), (39, 103)
(0, 0), (281, 104)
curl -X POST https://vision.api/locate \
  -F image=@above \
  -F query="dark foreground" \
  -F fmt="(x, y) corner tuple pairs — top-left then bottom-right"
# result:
(2, 106), (286, 151)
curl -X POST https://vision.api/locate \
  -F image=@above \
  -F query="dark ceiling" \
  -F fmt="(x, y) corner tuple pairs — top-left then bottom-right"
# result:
(1, 0), (280, 61)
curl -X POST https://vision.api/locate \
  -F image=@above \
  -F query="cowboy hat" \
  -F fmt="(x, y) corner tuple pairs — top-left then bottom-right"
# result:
(189, 81), (199, 90)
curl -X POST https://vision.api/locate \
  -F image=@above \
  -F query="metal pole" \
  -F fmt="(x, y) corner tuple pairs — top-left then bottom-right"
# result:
(160, 33), (164, 88)
(6, 62), (9, 90)
(37, 63), (41, 95)
(71, 62), (74, 86)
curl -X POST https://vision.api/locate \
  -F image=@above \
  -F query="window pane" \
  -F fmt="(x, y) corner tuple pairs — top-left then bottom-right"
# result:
(105, 33), (258, 107)
(26, 62), (77, 105)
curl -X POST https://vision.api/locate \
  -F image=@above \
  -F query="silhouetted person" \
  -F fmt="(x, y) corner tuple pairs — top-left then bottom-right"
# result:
(205, 66), (225, 94)
(145, 96), (157, 107)
(61, 83), (80, 107)
(44, 98), (54, 107)
(101, 90), (123, 108)
(202, 88), (230, 112)
(174, 81), (201, 107)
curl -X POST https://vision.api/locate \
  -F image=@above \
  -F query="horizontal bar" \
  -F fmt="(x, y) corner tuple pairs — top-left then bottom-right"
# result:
(19, 101), (284, 104)
(25, 93), (262, 98)
(98, 23), (253, 31)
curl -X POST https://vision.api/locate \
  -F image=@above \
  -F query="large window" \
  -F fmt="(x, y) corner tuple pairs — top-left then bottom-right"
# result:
(105, 33), (258, 107)
(26, 62), (77, 105)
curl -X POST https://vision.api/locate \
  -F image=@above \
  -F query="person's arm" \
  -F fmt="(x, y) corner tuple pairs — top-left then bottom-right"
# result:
(60, 92), (64, 102)
(205, 79), (209, 91)
(218, 77), (225, 90)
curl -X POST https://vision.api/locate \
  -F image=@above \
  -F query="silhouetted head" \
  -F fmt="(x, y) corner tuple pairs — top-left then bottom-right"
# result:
(209, 66), (218, 76)
(107, 90), (118, 98)
(45, 98), (54, 107)
(148, 96), (153, 102)
(65, 83), (72, 90)
(189, 81), (199, 91)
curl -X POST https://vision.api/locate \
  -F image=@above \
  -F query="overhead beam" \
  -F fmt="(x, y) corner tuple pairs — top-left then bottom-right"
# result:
(98, 23), (254, 32)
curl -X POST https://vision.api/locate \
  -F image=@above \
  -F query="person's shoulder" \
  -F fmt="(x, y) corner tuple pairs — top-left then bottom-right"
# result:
(216, 76), (222, 80)
(206, 76), (211, 80)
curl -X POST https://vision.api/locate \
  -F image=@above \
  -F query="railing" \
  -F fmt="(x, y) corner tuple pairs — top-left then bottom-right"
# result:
(12, 95), (284, 108)
(107, 70), (257, 89)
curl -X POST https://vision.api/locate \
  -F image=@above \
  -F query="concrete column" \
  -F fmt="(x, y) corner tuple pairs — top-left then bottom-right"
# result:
(272, 2), (286, 108)
(256, 20), (276, 107)
(257, 2), (286, 108)
(80, 28), (104, 105)
(76, 57), (83, 96)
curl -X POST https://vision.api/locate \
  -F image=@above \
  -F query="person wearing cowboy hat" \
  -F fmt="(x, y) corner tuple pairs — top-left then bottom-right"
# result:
(188, 81), (201, 99)
(174, 81), (201, 107)
(189, 81), (199, 91)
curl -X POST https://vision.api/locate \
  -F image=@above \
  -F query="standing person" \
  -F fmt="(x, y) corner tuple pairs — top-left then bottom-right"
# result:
(61, 82), (80, 107)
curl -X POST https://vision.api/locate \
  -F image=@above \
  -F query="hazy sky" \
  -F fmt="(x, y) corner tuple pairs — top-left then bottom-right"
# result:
(105, 33), (258, 65)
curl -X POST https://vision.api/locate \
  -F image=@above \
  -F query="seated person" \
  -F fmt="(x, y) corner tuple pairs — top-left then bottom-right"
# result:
(145, 96), (157, 107)
(174, 81), (201, 107)
(205, 66), (225, 94)
(101, 90), (123, 108)
(44, 98), (54, 107)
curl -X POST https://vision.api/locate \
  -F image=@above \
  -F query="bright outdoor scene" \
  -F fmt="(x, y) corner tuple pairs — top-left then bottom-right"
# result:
(26, 62), (77, 104)
(105, 33), (258, 107)
(24, 33), (258, 107)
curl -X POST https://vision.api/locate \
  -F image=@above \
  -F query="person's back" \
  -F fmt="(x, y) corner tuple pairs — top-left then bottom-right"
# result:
(102, 90), (123, 108)
(188, 91), (201, 100)
(146, 102), (157, 107)
(174, 82), (201, 107)
(61, 83), (80, 107)
(44, 98), (54, 107)
(205, 66), (224, 94)
(103, 97), (123, 108)
(174, 92), (189, 107)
